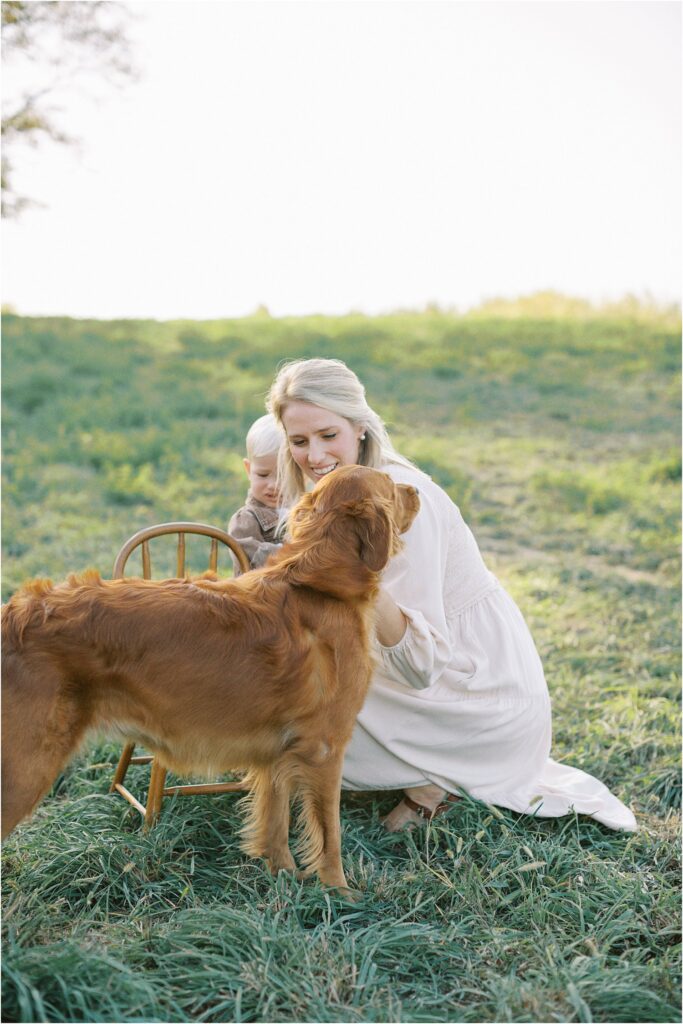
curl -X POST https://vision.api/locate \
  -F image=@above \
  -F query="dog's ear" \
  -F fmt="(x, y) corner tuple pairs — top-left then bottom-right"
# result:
(287, 491), (315, 534)
(396, 483), (420, 534)
(350, 499), (393, 572)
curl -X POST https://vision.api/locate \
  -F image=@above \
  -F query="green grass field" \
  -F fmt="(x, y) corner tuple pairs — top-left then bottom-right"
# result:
(1, 297), (680, 1023)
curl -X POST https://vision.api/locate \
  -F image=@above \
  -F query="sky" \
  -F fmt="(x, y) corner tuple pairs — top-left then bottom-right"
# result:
(2, 0), (681, 320)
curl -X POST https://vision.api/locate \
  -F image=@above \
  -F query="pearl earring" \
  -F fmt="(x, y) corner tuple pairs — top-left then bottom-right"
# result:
(360, 433), (366, 440)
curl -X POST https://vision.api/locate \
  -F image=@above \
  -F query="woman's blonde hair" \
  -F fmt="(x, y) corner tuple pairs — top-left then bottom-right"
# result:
(266, 358), (414, 508)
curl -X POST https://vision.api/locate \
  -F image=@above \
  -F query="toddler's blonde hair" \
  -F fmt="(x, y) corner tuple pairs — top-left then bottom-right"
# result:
(245, 413), (284, 460)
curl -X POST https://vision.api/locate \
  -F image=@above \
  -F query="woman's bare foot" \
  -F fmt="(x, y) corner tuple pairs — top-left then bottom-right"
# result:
(382, 783), (454, 832)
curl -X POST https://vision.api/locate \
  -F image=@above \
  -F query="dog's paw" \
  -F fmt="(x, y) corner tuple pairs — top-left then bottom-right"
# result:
(332, 884), (363, 903)
(265, 854), (298, 876)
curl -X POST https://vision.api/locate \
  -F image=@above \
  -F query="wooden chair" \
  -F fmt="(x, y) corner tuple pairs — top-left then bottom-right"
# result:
(109, 522), (251, 827)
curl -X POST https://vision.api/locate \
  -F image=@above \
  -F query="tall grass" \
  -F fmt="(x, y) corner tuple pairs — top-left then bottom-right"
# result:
(1, 300), (680, 1022)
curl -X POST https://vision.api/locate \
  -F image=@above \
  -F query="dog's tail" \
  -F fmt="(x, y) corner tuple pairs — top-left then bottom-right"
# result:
(2, 571), (104, 651)
(1, 577), (56, 649)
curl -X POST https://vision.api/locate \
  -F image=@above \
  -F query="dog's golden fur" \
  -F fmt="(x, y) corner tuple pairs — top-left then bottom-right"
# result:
(1, 466), (419, 891)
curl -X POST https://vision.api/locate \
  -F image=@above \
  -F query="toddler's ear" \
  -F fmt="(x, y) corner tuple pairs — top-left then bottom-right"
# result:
(243, 458), (251, 478)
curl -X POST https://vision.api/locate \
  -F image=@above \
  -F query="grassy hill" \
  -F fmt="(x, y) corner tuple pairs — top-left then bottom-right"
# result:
(1, 302), (680, 1022)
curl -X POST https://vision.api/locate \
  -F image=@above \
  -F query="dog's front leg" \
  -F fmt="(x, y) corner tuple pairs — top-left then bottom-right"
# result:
(240, 767), (296, 876)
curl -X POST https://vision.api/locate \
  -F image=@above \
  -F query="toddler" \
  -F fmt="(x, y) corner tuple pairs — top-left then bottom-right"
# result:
(228, 414), (284, 572)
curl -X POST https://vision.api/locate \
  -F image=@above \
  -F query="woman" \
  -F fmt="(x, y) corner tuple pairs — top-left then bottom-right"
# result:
(266, 358), (636, 832)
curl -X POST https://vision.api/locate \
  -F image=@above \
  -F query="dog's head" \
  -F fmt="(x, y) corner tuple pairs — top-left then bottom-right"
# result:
(282, 466), (420, 592)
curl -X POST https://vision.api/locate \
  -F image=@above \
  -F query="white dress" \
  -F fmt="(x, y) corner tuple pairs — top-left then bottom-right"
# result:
(342, 463), (637, 832)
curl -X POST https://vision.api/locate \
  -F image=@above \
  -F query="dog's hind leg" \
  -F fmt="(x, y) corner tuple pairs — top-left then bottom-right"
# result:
(296, 749), (349, 893)
(240, 767), (296, 875)
(1, 656), (90, 839)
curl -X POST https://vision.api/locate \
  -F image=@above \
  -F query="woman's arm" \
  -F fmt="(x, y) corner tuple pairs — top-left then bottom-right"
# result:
(373, 465), (453, 690)
(374, 588), (409, 647)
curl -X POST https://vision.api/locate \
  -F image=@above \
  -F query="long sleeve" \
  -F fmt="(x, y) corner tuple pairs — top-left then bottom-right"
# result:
(228, 507), (282, 572)
(374, 465), (453, 691)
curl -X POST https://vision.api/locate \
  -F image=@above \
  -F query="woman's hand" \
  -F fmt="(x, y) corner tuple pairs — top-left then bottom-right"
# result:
(374, 588), (409, 647)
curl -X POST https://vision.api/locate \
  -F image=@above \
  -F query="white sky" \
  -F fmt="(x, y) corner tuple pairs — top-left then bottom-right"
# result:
(2, 0), (681, 320)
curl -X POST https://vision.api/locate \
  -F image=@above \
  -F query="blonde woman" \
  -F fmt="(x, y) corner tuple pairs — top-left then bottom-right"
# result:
(267, 358), (637, 832)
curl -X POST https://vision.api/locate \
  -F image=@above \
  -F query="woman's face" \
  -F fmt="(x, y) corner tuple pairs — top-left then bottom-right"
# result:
(281, 401), (364, 484)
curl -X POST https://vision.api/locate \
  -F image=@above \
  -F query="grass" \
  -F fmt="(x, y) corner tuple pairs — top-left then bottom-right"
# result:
(1, 298), (680, 1022)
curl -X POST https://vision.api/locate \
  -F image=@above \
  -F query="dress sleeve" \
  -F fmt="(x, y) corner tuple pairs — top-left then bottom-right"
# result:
(375, 475), (452, 691)
(228, 509), (282, 572)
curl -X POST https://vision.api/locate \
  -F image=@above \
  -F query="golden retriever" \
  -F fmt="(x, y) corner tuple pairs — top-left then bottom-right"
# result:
(1, 465), (419, 892)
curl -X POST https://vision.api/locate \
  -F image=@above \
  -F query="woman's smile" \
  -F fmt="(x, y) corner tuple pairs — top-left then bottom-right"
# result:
(311, 461), (338, 477)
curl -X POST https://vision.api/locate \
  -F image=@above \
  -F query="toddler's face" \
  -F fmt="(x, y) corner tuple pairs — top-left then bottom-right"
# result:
(244, 453), (280, 508)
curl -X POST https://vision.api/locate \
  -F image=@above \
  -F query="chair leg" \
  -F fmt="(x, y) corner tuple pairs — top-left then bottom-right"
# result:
(110, 742), (136, 793)
(144, 759), (167, 829)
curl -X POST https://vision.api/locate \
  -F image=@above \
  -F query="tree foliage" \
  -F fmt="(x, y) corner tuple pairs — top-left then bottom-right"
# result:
(1, 0), (135, 217)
